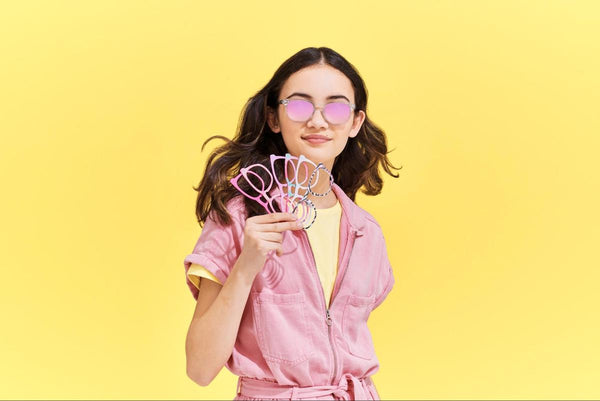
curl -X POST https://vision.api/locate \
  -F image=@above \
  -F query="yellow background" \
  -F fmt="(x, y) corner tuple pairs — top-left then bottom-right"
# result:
(1, 0), (599, 399)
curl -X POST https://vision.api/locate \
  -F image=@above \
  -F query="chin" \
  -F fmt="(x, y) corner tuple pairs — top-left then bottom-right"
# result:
(286, 146), (328, 165)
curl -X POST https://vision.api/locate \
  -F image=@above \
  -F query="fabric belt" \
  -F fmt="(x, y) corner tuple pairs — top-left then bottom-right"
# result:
(236, 374), (378, 400)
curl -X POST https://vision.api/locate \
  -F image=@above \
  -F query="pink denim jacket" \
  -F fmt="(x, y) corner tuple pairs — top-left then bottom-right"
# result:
(183, 182), (395, 400)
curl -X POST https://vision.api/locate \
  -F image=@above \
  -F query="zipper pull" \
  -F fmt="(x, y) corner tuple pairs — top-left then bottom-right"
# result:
(326, 309), (333, 326)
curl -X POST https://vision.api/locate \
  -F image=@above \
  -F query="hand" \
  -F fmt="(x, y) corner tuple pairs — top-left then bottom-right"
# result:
(236, 212), (303, 280)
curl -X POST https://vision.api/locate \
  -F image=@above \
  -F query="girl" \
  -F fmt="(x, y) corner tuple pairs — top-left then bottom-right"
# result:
(184, 46), (401, 400)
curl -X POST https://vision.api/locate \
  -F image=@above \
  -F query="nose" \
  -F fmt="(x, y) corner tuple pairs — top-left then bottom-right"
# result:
(306, 107), (328, 129)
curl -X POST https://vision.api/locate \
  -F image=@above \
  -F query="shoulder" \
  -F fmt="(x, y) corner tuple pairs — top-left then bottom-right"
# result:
(351, 203), (385, 239)
(206, 195), (247, 228)
(224, 195), (246, 219)
(362, 209), (382, 230)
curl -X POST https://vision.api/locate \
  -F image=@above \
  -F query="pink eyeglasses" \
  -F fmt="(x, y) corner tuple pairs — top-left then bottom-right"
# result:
(230, 153), (334, 230)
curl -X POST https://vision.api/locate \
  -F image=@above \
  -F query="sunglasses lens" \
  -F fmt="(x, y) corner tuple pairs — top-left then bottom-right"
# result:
(285, 99), (352, 124)
(286, 99), (314, 122)
(323, 102), (351, 124)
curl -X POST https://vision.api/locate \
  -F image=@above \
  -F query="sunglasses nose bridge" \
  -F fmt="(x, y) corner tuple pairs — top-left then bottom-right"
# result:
(309, 105), (328, 125)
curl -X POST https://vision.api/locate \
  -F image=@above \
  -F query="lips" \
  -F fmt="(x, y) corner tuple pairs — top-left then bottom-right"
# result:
(302, 135), (331, 141)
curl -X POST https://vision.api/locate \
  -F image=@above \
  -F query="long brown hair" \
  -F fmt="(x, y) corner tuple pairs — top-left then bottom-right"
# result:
(192, 46), (402, 227)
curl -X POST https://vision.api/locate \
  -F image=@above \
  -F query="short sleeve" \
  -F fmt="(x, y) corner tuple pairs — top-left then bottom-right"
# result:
(372, 231), (395, 310)
(183, 199), (245, 301)
(187, 263), (223, 288)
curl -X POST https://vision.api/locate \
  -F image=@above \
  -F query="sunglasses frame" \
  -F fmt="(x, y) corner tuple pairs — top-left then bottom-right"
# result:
(278, 98), (356, 125)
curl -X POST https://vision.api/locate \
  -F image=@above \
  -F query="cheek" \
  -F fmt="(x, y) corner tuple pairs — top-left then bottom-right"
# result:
(280, 122), (303, 139)
(333, 132), (351, 149)
(335, 138), (349, 151)
(278, 128), (300, 152)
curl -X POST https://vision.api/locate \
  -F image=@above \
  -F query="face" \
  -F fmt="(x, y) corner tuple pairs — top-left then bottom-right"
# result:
(267, 63), (366, 176)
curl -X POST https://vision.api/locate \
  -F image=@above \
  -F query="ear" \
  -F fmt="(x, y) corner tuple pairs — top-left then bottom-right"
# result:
(348, 110), (366, 138)
(267, 107), (281, 133)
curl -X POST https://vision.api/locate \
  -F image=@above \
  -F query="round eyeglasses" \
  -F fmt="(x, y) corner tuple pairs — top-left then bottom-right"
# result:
(278, 98), (356, 125)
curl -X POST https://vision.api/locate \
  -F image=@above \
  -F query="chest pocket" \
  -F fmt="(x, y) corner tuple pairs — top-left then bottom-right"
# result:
(252, 291), (315, 365)
(341, 294), (376, 360)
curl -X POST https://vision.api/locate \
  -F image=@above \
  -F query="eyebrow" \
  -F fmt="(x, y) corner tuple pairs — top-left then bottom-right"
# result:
(284, 92), (351, 103)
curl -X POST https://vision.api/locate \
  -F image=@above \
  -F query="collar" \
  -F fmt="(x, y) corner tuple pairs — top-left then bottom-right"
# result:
(268, 182), (366, 235)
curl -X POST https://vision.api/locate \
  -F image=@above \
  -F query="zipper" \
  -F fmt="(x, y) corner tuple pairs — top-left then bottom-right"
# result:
(300, 226), (359, 385)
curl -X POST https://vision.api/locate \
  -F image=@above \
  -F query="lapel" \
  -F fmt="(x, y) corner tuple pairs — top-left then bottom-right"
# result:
(267, 182), (366, 234)
(267, 181), (367, 304)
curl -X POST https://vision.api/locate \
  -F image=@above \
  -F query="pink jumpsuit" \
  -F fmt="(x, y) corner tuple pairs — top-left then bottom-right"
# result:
(184, 183), (395, 400)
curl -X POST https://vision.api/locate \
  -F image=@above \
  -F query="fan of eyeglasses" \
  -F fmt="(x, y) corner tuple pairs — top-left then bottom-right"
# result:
(230, 153), (334, 230)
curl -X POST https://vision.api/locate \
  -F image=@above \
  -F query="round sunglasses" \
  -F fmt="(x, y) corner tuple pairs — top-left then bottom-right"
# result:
(278, 98), (356, 125)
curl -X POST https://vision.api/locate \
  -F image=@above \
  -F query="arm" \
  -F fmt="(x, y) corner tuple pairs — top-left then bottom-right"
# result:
(184, 211), (302, 386)
(185, 257), (257, 386)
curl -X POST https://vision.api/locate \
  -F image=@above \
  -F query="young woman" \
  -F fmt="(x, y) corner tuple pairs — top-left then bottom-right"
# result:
(184, 46), (401, 400)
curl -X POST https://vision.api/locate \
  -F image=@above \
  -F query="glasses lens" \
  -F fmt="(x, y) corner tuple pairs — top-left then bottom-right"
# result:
(234, 165), (272, 198)
(286, 99), (314, 122)
(323, 102), (351, 124)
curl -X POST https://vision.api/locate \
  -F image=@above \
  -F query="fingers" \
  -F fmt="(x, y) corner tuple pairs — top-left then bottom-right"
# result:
(262, 212), (299, 222)
(256, 231), (284, 243)
(251, 212), (304, 232)
(242, 213), (305, 260)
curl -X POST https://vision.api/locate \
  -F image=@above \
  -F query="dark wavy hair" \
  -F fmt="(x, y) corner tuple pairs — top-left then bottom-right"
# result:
(192, 46), (402, 227)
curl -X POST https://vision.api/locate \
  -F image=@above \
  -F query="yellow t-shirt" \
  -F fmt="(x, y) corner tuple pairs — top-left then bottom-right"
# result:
(187, 199), (342, 308)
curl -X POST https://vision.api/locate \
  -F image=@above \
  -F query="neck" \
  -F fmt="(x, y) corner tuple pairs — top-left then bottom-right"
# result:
(287, 159), (336, 208)
(307, 190), (338, 209)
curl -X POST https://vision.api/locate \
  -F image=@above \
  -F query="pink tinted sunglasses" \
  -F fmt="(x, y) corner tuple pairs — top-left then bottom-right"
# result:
(279, 98), (356, 125)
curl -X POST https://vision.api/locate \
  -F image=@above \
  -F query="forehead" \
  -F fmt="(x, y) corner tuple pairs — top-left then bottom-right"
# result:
(280, 64), (355, 102)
